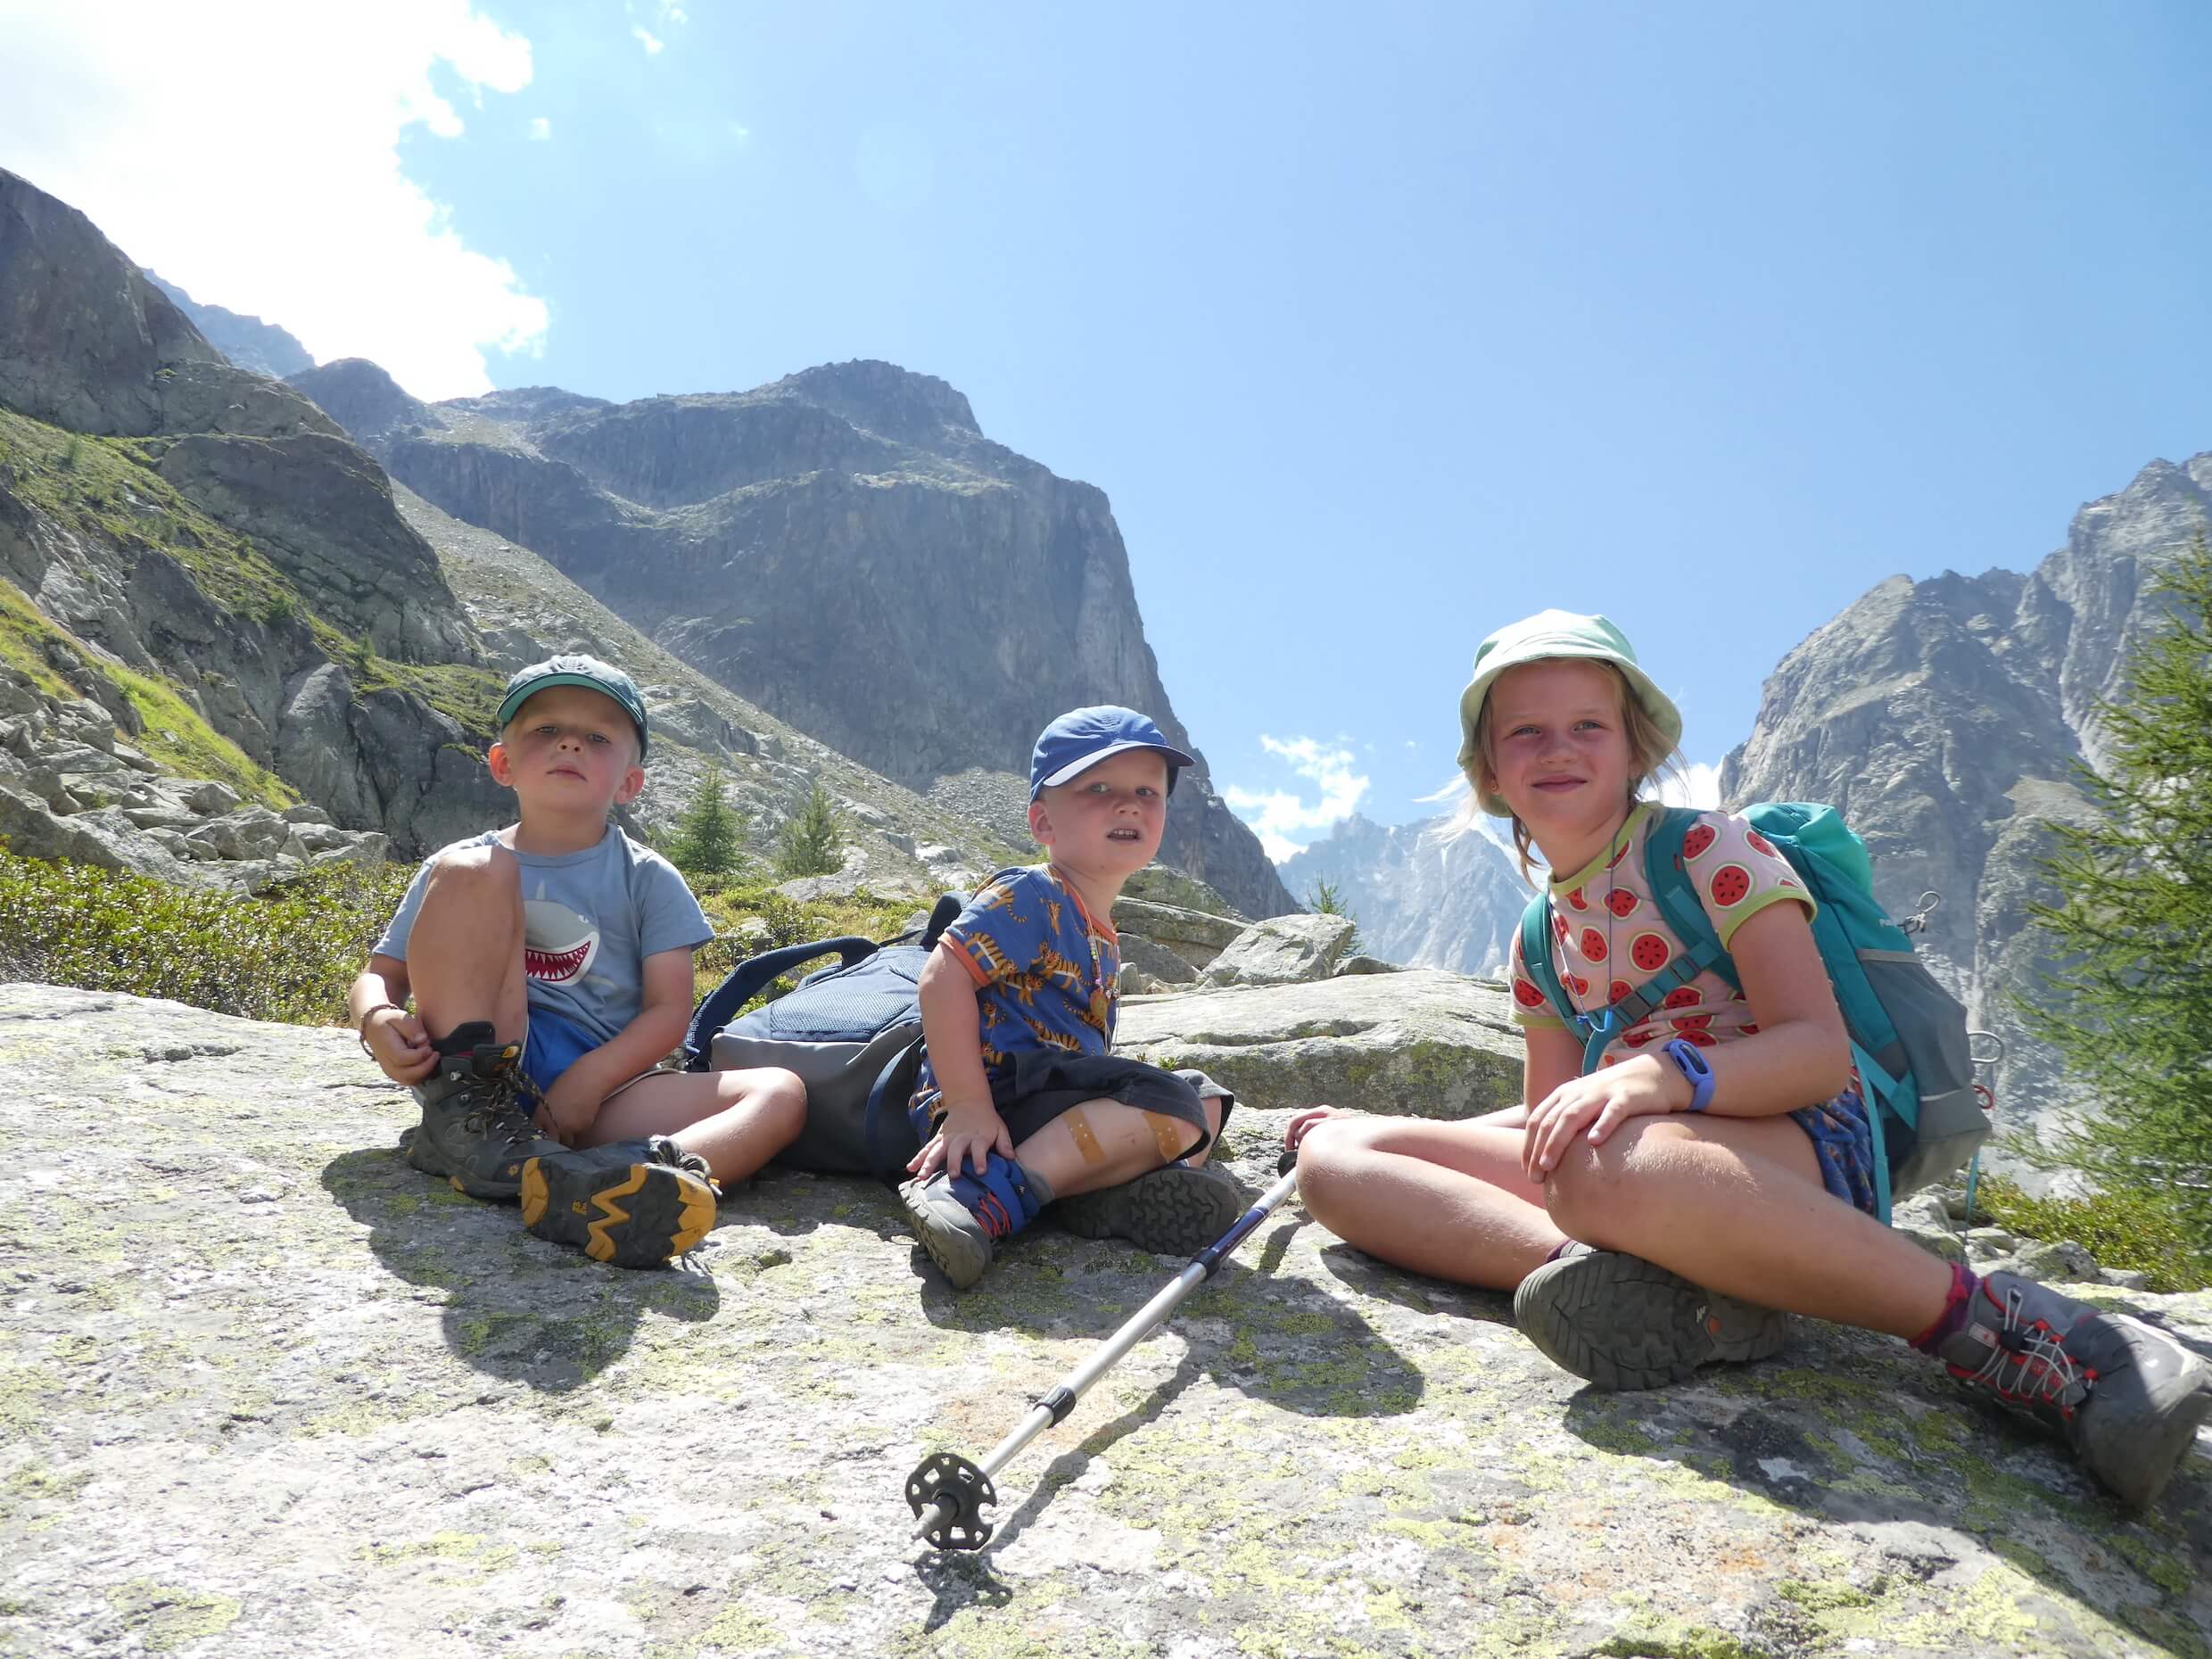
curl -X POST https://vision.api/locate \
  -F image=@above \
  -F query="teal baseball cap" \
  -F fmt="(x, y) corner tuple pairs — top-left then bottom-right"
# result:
(1454, 611), (1680, 817)
(495, 655), (650, 758)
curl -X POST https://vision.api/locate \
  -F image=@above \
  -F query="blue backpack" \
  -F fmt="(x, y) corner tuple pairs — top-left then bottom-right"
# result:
(681, 893), (964, 1181)
(1515, 804), (1986, 1223)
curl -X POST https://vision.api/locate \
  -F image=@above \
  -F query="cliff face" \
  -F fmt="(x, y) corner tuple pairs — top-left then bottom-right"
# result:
(0, 170), (1011, 886)
(292, 357), (1296, 917)
(144, 272), (315, 380)
(1721, 455), (2212, 1113)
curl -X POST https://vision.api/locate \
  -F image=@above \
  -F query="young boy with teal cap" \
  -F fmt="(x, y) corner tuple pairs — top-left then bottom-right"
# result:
(350, 654), (805, 1267)
(897, 705), (1242, 1290)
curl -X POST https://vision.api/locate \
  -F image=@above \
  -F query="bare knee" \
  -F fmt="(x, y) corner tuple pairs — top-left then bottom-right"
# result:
(763, 1069), (807, 1138)
(1542, 1135), (1643, 1244)
(421, 842), (521, 904)
(1293, 1118), (1366, 1222)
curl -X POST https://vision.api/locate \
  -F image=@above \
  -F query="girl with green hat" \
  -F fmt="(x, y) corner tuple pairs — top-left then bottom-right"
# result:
(1281, 610), (2208, 1510)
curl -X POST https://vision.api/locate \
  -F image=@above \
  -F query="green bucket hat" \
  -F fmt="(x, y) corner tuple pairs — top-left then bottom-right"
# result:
(1454, 610), (1681, 817)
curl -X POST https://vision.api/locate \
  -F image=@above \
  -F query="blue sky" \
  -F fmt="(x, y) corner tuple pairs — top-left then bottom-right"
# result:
(5, 3), (2209, 858)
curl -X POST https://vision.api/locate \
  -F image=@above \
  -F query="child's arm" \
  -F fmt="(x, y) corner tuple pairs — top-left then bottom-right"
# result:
(351, 953), (435, 1084)
(906, 942), (1014, 1179)
(1522, 904), (1849, 1177)
(535, 946), (696, 1143)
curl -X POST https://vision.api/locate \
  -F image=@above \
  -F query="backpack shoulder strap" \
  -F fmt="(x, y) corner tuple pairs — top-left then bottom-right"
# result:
(1516, 890), (1577, 1027)
(1640, 805), (1740, 995)
(682, 935), (879, 1069)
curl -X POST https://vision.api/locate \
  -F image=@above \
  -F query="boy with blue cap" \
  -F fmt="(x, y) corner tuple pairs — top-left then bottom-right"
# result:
(349, 654), (805, 1268)
(897, 705), (1242, 1290)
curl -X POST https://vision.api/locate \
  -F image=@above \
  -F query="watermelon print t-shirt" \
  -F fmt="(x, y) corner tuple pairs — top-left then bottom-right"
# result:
(911, 864), (1122, 1120)
(1507, 803), (1817, 1068)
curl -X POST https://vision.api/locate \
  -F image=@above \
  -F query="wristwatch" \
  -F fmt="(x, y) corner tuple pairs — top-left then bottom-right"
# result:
(1661, 1037), (1715, 1113)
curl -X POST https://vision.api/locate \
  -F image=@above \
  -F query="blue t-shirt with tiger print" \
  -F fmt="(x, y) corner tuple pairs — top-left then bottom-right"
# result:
(910, 863), (1121, 1120)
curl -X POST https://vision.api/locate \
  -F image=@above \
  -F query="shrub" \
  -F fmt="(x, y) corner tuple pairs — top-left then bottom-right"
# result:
(0, 845), (415, 1027)
(1974, 1172), (2212, 1292)
(670, 761), (741, 880)
(775, 781), (845, 878)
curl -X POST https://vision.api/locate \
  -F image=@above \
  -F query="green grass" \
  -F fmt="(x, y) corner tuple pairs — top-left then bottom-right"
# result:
(689, 876), (921, 1006)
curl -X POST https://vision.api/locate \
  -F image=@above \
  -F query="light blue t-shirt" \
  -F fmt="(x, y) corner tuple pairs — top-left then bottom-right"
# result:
(374, 827), (712, 1046)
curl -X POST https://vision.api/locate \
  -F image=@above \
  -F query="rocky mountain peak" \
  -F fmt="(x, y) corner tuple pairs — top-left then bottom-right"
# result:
(144, 272), (314, 379)
(287, 358), (433, 450)
(765, 359), (981, 444)
(0, 168), (334, 442)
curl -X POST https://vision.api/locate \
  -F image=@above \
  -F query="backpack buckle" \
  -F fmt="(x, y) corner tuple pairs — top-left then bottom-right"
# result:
(1898, 889), (1941, 935)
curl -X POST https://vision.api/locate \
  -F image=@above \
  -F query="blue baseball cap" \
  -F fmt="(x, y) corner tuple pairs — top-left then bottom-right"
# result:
(494, 654), (650, 759)
(1029, 706), (1195, 799)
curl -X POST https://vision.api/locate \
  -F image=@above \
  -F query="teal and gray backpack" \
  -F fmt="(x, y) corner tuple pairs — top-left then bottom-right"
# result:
(1515, 803), (1986, 1222)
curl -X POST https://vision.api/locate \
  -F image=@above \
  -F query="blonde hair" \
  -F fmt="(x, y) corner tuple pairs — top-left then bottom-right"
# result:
(1462, 660), (1683, 880)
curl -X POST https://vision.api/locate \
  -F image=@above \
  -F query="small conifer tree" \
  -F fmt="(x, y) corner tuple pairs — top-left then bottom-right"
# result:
(776, 781), (845, 879)
(671, 762), (740, 880)
(2025, 532), (2212, 1251)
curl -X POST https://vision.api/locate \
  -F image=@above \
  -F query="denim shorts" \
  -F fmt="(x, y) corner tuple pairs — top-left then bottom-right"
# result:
(1789, 1085), (1879, 1216)
(522, 1005), (602, 1097)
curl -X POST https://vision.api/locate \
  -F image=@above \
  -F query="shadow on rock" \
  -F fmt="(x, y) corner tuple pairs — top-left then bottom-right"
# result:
(320, 1142), (720, 1393)
(911, 1548), (1014, 1634)
(917, 1213), (1426, 1426)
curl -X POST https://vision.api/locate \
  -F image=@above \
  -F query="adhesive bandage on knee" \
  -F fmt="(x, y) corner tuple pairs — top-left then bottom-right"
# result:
(1065, 1108), (1107, 1167)
(1142, 1110), (1191, 1164)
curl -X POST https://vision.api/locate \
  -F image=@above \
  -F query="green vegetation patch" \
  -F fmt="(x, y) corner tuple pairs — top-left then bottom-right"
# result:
(1976, 1173), (2212, 1292)
(689, 879), (923, 1006)
(0, 843), (414, 1026)
(310, 617), (503, 738)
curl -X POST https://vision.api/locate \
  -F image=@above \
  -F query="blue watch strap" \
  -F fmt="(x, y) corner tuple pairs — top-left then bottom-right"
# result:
(1662, 1037), (1716, 1113)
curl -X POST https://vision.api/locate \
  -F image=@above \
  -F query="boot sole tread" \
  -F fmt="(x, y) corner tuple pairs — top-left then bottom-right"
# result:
(1515, 1250), (1789, 1391)
(519, 1158), (716, 1268)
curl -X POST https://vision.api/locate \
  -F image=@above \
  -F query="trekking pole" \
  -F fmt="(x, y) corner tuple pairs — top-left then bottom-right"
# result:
(905, 1158), (1302, 1551)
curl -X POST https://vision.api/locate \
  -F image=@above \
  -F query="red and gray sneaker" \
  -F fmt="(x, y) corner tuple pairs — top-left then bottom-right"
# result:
(518, 1136), (718, 1268)
(407, 1020), (564, 1201)
(1936, 1270), (2212, 1508)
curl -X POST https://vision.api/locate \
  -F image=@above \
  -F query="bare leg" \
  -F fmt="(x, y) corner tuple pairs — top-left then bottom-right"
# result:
(1295, 1114), (1563, 1292)
(1016, 1093), (1221, 1198)
(582, 1067), (806, 1187)
(402, 845), (527, 1044)
(1543, 1114), (1952, 1339)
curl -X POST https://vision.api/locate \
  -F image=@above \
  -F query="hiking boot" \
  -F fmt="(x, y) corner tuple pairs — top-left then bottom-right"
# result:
(1936, 1271), (2212, 1508)
(518, 1136), (718, 1268)
(1055, 1163), (1245, 1257)
(408, 1020), (563, 1201)
(898, 1173), (996, 1292)
(1514, 1242), (1791, 1391)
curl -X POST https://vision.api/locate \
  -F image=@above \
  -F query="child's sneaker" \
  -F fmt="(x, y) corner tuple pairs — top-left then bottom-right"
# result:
(518, 1137), (719, 1268)
(1055, 1164), (1244, 1257)
(408, 1020), (564, 1201)
(1513, 1242), (1791, 1390)
(898, 1157), (1053, 1291)
(1936, 1270), (2212, 1508)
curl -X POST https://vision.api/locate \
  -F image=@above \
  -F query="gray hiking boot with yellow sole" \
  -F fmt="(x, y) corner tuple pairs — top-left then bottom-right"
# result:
(519, 1137), (718, 1268)
(1937, 1270), (2212, 1509)
(408, 1020), (564, 1201)
(1055, 1163), (1245, 1258)
(1514, 1242), (1791, 1390)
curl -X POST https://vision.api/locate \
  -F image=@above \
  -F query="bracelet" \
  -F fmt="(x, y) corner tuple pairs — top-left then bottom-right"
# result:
(1661, 1037), (1716, 1113)
(358, 1004), (397, 1057)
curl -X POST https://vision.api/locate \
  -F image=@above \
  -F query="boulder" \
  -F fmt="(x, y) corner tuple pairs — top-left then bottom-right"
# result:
(3, 981), (2207, 1658)
(1116, 969), (1525, 1118)
(1118, 932), (1198, 986)
(1333, 953), (1400, 977)
(1112, 896), (1246, 968)
(1199, 912), (1358, 987)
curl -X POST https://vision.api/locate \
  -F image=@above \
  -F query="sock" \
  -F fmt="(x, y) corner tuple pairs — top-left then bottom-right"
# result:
(1544, 1240), (1572, 1263)
(1909, 1260), (1981, 1354)
(946, 1151), (1051, 1242)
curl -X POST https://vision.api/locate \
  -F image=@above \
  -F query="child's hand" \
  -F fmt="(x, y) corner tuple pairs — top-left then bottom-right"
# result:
(908, 1100), (1013, 1180)
(1521, 1055), (1688, 1180)
(1283, 1105), (1352, 1151)
(361, 1006), (435, 1084)
(536, 1070), (602, 1147)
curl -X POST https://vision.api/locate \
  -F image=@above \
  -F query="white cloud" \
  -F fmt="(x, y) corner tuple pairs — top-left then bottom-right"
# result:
(1223, 736), (1371, 863)
(1658, 760), (1722, 810)
(528, 116), (553, 141)
(627, 0), (684, 54)
(0, 1), (549, 400)
(631, 25), (664, 54)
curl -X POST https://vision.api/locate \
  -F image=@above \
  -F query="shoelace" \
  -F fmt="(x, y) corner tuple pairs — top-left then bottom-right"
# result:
(1960, 1284), (2090, 1414)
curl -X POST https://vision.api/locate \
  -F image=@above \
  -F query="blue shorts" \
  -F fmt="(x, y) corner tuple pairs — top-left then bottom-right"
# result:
(1790, 1085), (1879, 1216)
(522, 1006), (602, 1096)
